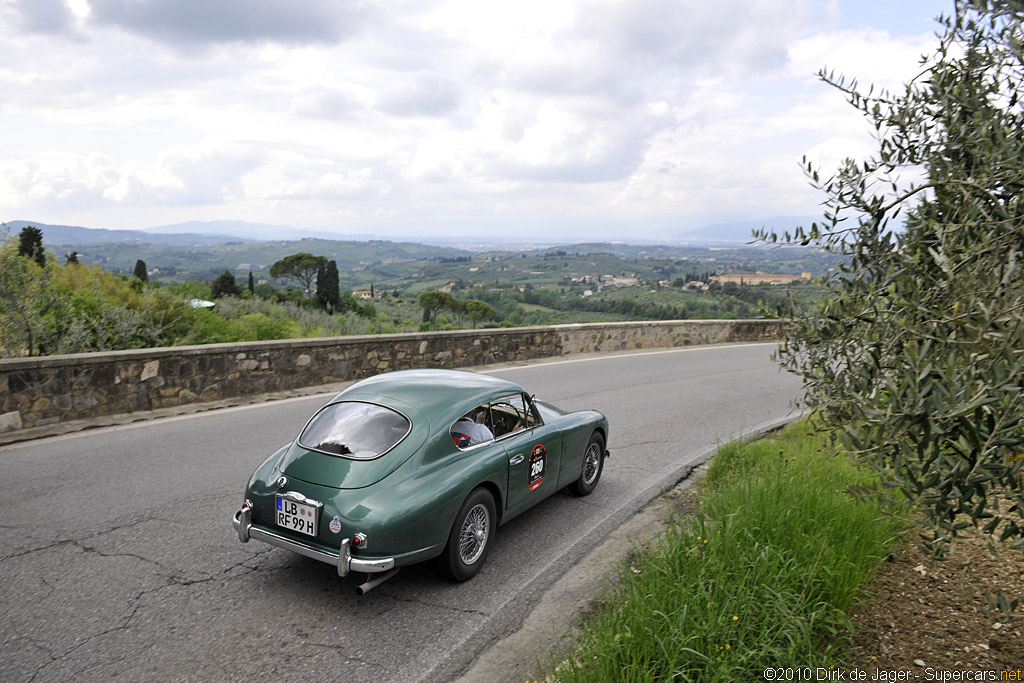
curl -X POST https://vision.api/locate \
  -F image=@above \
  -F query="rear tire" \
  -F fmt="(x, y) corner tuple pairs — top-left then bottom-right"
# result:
(569, 432), (604, 496)
(439, 488), (496, 581)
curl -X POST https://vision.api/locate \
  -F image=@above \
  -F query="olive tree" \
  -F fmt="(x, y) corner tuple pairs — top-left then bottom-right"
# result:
(0, 234), (54, 356)
(760, 1), (1024, 559)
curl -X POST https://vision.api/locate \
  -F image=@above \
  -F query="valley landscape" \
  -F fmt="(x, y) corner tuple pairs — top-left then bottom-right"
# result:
(1, 219), (837, 357)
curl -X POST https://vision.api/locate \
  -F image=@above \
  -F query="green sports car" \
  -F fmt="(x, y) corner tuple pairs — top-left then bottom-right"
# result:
(232, 369), (609, 590)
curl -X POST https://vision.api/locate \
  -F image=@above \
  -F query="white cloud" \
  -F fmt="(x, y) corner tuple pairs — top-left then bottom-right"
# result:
(289, 87), (367, 120)
(4, 0), (76, 34)
(376, 72), (462, 117)
(0, 152), (121, 209)
(788, 26), (936, 89)
(243, 151), (391, 201)
(86, 0), (375, 46)
(0, 0), (950, 237)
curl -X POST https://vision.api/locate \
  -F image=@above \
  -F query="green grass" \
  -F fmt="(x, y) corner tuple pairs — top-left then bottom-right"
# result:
(544, 421), (909, 682)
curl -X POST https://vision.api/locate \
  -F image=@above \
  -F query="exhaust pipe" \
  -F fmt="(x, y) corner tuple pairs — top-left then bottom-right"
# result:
(356, 567), (400, 595)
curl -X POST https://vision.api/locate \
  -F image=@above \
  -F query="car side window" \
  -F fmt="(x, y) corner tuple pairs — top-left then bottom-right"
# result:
(490, 393), (539, 439)
(451, 393), (543, 449)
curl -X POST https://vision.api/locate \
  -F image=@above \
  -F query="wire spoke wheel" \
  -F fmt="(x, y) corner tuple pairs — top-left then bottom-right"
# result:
(581, 442), (601, 485)
(441, 488), (496, 581)
(570, 432), (605, 496)
(458, 503), (490, 565)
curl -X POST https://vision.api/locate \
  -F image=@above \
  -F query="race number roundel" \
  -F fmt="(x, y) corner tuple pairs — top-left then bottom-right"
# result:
(528, 444), (546, 491)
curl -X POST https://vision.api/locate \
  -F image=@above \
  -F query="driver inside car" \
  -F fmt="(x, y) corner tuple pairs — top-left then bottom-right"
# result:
(451, 409), (494, 447)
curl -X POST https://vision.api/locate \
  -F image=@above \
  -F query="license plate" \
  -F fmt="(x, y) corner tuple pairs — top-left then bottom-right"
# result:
(276, 495), (319, 537)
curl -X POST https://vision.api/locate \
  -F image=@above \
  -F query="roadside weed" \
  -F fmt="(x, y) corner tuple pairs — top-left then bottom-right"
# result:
(545, 421), (907, 682)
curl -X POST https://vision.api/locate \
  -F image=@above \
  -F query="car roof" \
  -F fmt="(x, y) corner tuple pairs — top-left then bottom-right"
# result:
(337, 369), (526, 420)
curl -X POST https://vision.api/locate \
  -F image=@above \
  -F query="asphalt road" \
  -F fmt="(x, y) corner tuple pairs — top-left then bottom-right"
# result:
(0, 343), (802, 683)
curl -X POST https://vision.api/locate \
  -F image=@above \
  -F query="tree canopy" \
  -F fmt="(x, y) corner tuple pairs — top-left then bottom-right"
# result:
(464, 299), (495, 328)
(17, 225), (45, 268)
(1, 233), (52, 356)
(761, 1), (1024, 558)
(211, 270), (241, 299)
(418, 290), (454, 330)
(269, 253), (327, 298)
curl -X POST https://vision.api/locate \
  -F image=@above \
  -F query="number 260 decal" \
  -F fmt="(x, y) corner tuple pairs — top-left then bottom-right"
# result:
(528, 444), (546, 491)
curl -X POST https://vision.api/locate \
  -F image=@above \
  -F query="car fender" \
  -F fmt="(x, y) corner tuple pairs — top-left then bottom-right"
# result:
(551, 411), (608, 488)
(331, 438), (509, 562)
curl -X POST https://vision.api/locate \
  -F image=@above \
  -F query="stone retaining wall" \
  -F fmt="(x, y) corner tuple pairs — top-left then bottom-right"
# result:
(0, 319), (785, 435)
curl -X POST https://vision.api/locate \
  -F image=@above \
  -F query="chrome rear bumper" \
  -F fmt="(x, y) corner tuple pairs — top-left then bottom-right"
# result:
(233, 507), (395, 577)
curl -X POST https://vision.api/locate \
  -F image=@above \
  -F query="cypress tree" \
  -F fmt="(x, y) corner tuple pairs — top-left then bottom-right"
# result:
(17, 226), (45, 267)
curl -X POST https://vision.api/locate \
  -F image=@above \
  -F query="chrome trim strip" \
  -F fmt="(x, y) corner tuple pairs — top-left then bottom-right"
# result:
(277, 490), (322, 509)
(232, 511), (395, 574)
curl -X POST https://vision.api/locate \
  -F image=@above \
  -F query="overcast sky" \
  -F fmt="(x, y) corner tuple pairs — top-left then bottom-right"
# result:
(0, 0), (949, 241)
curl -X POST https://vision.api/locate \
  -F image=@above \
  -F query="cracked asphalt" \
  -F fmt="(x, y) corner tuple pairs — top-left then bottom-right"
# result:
(0, 344), (802, 682)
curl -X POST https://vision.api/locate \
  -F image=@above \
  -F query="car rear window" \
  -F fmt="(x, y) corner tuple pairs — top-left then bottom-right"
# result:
(298, 401), (411, 460)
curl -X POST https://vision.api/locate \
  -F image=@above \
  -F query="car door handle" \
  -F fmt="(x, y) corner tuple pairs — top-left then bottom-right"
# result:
(509, 454), (524, 465)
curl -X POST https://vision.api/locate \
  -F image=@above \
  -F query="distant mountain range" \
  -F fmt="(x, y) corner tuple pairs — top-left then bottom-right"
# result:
(5, 220), (253, 247)
(5, 216), (823, 248)
(143, 220), (386, 242)
(4, 219), (460, 247)
(674, 216), (820, 244)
